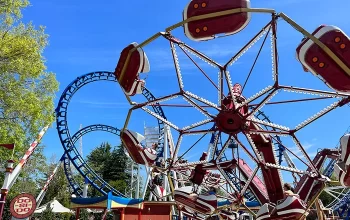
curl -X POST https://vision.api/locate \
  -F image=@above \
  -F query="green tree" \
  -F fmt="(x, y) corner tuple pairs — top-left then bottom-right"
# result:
(0, 0), (59, 214)
(40, 204), (56, 220)
(0, 145), (49, 218)
(86, 142), (139, 197)
(77, 209), (89, 220)
(30, 154), (73, 220)
(0, 0), (29, 25)
(0, 0), (59, 162)
(103, 145), (130, 182)
(38, 162), (72, 208)
(319, 171), (339, 207)
(86, 142), (112, 176)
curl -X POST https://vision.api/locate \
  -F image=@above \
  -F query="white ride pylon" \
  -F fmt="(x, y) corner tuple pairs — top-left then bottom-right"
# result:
(143, 124), (176, 204)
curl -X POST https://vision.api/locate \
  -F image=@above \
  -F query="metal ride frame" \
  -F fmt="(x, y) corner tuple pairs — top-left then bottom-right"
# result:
(118, 6), (350, 218)
(55, 71), (167, 197)
(53, 7), (350, 219)
(324, 126), (350, 218)
(215, 108), (297, 205)
(53, 72), (289, 207)
(62, 124), (146, 199)
(58, 106), (283, 206)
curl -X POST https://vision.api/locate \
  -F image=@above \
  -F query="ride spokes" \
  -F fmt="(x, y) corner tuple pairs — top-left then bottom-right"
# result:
(112, 0), (350, 219)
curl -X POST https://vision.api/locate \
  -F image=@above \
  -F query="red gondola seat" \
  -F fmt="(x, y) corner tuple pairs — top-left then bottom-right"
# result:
(121, 129), (157, 165)
(174, 186), (217, 215)
(296, 25), (350, 92)
(183, 0), (251, 41)
(114, 42), (150, 96)
(334, 134), (350, 186)
(256, 196), (308, 220)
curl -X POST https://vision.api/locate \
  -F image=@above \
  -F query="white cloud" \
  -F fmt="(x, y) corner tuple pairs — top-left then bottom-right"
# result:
(73, 100), (130, 109)
(84, 115), (126, 120)
(145, 44), (246, 73)
(183, 151), (204, 160)
(48, 48), (119, 65)
(287, 141), (317, 161)
(259, 0), (317, 7)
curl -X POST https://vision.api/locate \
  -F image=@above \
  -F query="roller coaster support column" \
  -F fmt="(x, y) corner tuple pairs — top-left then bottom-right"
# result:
(36, 156), (64, 207)
(83, 178), (89, 198)
(130, 162), (134, 198)
(136, 164), (140, 199)
(163, 125), (169, 202)
(142, 166), (152, 199)
(0, 160), (14, 219)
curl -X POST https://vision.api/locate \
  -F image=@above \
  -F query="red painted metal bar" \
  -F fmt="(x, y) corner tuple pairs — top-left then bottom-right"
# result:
(248, 96), (332, 106)
(179, 46), (220, 92)
(147, 97), (331, 108)
(291, 134), (319, 173)
(148, 104), (213, 108)
(224, 20), (273, 68)
(242, 25), (271, 93)
(278, 85), (349, 97)
(248, 129), (290, 136)
(271, 14), (279, 84)
(75, 208), (80, 220)
(131, 92), (183, 110)
(182, 95), (216, 118)
(102, 209), (108, 220)
(233, 136), (259, 164)
(181, 128), (217, 135)
(270, 135), (311, 168)
(246, 89), (278, 118)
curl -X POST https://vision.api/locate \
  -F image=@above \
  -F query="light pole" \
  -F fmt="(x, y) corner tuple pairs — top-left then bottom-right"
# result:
(0, 143), (15, 219)
(0, 159), (15, 219)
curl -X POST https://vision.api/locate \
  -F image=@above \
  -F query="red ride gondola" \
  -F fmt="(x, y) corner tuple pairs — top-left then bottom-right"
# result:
(256, 196), (308, 220)
(189, 152), (209, 185)
(295, 148), (339, 202)
(121, 129), (157, 165)
(183, 0), (251, 41)
(150, 185), (166, 199)
(174, 186), (217, 215)
(238, 159), (268, 204)
(296, 25), (350, 92)
(219, 210), (239, 220)
(334, 134), (350, 186)
(180, 207), (206, 220)
(114, 42), (150, 96)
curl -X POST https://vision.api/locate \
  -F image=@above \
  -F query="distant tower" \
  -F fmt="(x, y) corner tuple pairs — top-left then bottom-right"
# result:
(143, 122), (160, 148)
(79, 124), (83, 157)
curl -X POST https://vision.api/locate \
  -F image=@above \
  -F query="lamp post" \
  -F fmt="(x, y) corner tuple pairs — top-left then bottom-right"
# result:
(0, 160), (15, 219)
(0, 143), (15, 219)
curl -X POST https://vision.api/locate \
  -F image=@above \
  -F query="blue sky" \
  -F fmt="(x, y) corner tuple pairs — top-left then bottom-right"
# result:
(21, 0), (350, 190)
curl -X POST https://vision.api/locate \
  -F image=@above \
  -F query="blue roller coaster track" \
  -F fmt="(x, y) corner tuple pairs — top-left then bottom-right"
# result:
(56, 71), (166, 197)
(58, 71), (349, 219)
(331, 126), (350, 219)
(63, 124), (121, 197)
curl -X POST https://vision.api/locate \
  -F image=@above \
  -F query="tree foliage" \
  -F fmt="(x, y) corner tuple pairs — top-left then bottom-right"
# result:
(86, 142), (141, 197)
(40, 204), (56, 220)
(0, 0), (29, 25)
(38, 162), (71, 208)
(0, 3), (59, 218)
(0, 0), (59, 162)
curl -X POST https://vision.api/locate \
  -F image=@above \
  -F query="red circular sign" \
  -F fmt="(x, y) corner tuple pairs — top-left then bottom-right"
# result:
(10, 193), (36, 219)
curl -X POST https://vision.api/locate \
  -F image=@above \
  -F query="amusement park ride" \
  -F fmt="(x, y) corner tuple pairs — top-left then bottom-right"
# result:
(56, 0), (350, 219)
(3, 0), (350, 219)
